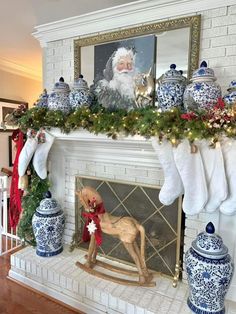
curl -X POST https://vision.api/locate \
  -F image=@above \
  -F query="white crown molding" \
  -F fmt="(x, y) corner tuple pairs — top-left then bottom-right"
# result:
(33, 0), (235, 47)
(0, 58), (42, 82)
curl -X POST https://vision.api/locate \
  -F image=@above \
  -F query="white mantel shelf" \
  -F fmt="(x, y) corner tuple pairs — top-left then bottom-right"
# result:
(49, 128), (160, 168)
(50, 128), (150, 143)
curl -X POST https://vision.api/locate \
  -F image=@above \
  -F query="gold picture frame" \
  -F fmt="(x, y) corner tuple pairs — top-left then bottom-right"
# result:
(0, 98), (28, 131)
(74, 15), (201, 81)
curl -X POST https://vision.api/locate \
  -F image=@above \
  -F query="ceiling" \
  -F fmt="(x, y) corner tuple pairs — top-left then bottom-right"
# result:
(0, 0), (137, 81)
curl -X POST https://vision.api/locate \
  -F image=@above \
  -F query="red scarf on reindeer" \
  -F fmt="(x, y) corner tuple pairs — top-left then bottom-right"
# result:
(82, 201), (105, 246)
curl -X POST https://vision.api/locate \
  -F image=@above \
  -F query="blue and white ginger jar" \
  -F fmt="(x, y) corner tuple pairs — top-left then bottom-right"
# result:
(48, 77), (71, 114)
(185, 222), (234, 314)
(184, 61), (222, 111)
(35, 89), (48, 108)
(223, 80), (236, 106)
(32, 191), (65, 257)
(156, 64), (186, 111)
(69, 74), (92, 109)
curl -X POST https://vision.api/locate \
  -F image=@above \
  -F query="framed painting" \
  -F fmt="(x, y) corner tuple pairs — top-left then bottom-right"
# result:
(75, 15), (201, 109)
(92, 35), (156, 109)
(0, 98), (28, 130)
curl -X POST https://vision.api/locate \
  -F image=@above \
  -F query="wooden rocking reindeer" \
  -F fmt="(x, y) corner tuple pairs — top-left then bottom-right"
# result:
(76, 186), (155, 287)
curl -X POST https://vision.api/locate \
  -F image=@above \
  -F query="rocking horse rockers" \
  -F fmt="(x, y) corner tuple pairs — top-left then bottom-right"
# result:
(76, 186), (156, 287)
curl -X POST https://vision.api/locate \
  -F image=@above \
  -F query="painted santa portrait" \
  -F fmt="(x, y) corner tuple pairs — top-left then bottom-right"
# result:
(94, 35), (156, 110)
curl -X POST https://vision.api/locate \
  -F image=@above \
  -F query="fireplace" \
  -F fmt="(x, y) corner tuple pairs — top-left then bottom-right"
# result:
(74, 176), (183, 277)
(8, 130), (236, 312)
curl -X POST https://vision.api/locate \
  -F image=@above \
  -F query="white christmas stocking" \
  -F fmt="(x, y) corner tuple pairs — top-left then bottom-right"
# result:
(173, 139), (208, 215)
(18, 130), (39, 177)
(199, 140), (227, 212)
(33, 131), (55, 179)
(220, 138), (236, 215)
(151, 138), (184, 205)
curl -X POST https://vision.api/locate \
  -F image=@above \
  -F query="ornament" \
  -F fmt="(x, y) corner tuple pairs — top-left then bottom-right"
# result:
(86, 220), (97, 235)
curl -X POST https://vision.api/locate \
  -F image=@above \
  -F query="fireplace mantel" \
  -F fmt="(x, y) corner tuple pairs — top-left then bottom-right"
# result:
(48, 128), (161, 168)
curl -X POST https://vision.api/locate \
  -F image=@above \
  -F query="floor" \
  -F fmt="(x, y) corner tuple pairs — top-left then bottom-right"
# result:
(0, 250), (84, 314)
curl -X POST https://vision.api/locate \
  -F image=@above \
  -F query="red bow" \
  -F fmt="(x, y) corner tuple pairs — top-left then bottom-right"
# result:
(82, 202), (105, 246)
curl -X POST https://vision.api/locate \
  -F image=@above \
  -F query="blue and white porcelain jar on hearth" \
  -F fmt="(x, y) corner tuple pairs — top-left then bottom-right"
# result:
(69, 74), (92, 109)
(183, 61), (222, 111)
(32, 191), (65, 257)
(48, 77), (71, 114)
(185, 222), (234, 314)
(223, 80), (236, 106)
(156, 64), (186, 111)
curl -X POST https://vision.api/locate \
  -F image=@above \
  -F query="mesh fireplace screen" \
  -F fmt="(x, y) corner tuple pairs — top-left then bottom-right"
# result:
(75, 176), (182, 278)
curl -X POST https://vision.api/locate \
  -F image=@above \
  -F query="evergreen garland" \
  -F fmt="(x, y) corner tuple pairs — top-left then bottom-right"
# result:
(14, 100), (236, 144)
(17, 168), (50, 246)
(10, 99), (235, 246)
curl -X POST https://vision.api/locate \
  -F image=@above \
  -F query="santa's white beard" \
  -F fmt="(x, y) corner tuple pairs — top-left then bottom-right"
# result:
(109, 70), (135, 99)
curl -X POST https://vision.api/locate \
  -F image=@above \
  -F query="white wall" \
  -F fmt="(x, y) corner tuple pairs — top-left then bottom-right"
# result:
(0, 69), (42, 174)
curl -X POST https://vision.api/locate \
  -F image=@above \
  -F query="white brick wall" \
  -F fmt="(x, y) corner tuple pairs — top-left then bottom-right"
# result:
(199, 5), (236, 92)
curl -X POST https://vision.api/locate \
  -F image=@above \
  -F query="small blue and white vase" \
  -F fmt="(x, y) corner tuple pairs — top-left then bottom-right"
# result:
(35, 89), (48, 108)
(69, 74), (92, 109)
(48, 77), (71, 114)
(185, 222), (234, 314)
(183, 61), (222, 111)
(32, 191), (65, 257)
(156, 64), (186, 111)
(223, 80), (236, 106)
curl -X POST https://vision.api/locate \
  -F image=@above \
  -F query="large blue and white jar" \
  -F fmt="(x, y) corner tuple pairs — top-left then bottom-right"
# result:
(48, 77), (71, 114)
(223, 80), (236, 106)
(184, 61), (222, 111)
(32, 191), (65, 257)
(156, 64), (186, 111)
(69, 74), (92, 109)
(185, 222), (234, 314)
(35, 89), (48, 108)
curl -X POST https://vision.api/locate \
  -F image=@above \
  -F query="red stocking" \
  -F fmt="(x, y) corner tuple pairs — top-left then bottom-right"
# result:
(9, 129), (24, 228)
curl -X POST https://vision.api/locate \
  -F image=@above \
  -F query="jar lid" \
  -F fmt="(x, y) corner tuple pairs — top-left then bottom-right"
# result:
(73, 74), (89, 90)
(227, 80), (236, 91)
(36, 191), (61, 215)
(53, 77), (70, 93)
(162, 64), (184, 82)
(191, 222), (228, 259)
(191, 61), (216, 82)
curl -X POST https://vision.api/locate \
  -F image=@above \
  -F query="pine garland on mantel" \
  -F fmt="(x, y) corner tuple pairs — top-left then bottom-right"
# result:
(11, 98), (236, 144)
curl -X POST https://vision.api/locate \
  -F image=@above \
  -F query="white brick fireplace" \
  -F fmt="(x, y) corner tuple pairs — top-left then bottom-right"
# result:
(8, 0), (236, 313)
(9, 130), (236, 313)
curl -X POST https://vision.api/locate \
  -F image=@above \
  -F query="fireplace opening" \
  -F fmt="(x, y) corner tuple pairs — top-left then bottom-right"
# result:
(74, 176), (183, 279)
